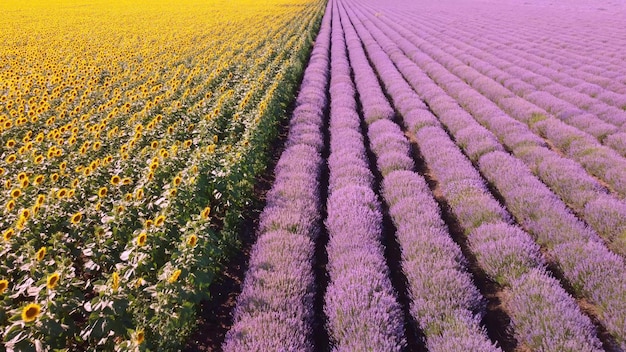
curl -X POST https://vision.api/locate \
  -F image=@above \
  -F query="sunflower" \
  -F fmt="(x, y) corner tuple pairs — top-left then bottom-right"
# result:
(135, 330), (145, 345)
(173, 176), (182, 186)
(70, 212), (82, 224)
(111, 272), (120, 291)
(2, 229), (15, 241)
(186, 234), (198, 247)
(136, 232), (147, 246)
(36, 195), (45, 205)
(33, 175), (45, 185)
(110, 175), (121, 186)
(5, 139), (16, 148)
(21, 303), (41, 323)
(0, 279), (8, 294)
(154, 215), (165, 227)
(47, 272), (60, 289)
(10, 189), (21, 198)
(97, 187), (107, 198)
(56, 188), (68, 198)
(168, 269), (182, 283)
(5, 154), (16, 163)
(200, 206), (211, 220)
(15, 216), (26, 230)
(135, 188), (144, 200)
(36, 247), (46, 261)
(6, 200), (16, 212)
(51, 173), (59, 183)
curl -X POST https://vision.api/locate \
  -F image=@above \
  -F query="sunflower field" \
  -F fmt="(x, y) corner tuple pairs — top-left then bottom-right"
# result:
(0, 0), (325, 350)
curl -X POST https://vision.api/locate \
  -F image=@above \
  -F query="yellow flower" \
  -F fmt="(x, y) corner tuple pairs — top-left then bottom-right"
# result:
(10, 189), (21, 198)
(15, 216), (26, 230)
(21, 208), (31, 220)
(5, 139), (16, 148)
(200, 206), (211, 220)
(97, 187), (107, 198)
(70, 212), (82, 224)
(57, 188), (68, 199)
(33, 175), (45, 185)
(34, 155), (44, 164)
(0, 279), (8, 294)
(186, 234), (198, 247)
(135, 188), (144, 200)
(144, 219), (154, 228)
(136, 232), (147, 246)
(111, 272), (120, 291)
(169, 188), (177, 197)
(51, 173), (59, 183)
(135, 329), (145, 345)
(5, 154), (16, 163)
(155, 215), (165, 227)
(122, 177), (132, 186)
(21, 303), (41, 322)
(6, 200), (16, 212)
(173, 176), (182, 186)
(47, 272), (60, 289)
(36, 247), (46, 261)
(110, 175), (121, 186)
(168, 269), (181, 283)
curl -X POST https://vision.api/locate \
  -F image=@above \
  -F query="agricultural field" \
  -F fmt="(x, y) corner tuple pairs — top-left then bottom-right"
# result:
(0, 0), (326, 350)
(223, 0), (626, 351)
(3, 0), (626, 350)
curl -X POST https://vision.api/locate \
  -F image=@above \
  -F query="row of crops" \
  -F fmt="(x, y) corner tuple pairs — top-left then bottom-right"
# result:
(224, 0), (626, 350)
(0, 0), (326, 350)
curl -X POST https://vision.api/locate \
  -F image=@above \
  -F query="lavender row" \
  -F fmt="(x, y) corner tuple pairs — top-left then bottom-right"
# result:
(345, 3), (604, 350)
(365, 8), (626, 257)
(222, 3), (333, 350)
(431, 3), (626, 90)
(323, 3), (406, 350)
(461, 9), (626, 91)
(409, 18), (626, 158)
(338, 3), (501, 350)
(352, 6), (626, 348)
(415, 10), (626, 111)
(372, 7), (626, 202)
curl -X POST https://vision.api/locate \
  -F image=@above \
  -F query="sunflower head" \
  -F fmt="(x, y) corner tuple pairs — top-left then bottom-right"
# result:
(186, 235), (198, 247)
(47, 272), (60, 289)
(21, 303), (41, 322)
(135, 329), (145, 345)
(70, 212), (82, 224)
(36, 247), (46, 261)
(98, 187), (107, 198)
(0, 279), (8, 294)
(168, 269), (182, 283)
(111, 272), (120, 291)
(110, 175), (121, 186)
(136, 232), (147, 246)
(2, 229), (15, 241)
(200, 206), (211, 220)
(155, 215), (165, 227)
(10, 189), (21, 198)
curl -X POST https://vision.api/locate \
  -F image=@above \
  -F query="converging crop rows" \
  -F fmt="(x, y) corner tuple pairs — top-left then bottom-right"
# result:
(225, 0), (626, 351)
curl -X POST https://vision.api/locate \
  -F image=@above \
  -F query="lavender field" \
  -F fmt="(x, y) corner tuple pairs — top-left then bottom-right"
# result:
(221, 0), (626, 350)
